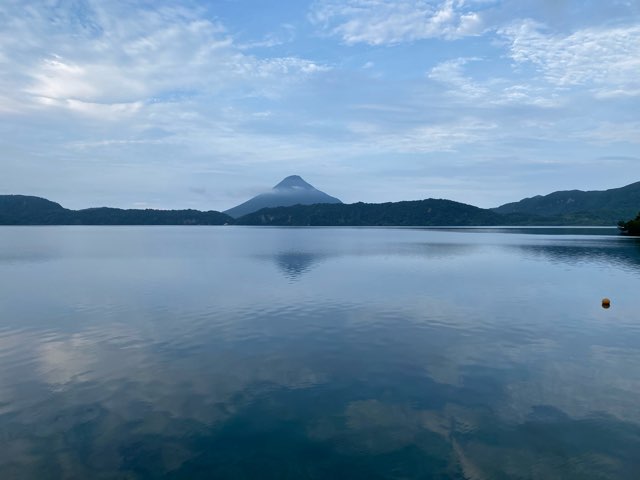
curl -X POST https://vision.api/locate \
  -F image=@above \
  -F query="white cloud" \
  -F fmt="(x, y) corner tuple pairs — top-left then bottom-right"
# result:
(0, 1), (329, 115)
(582, 122), (640, 145)
(428, 58), (562, 107)
(428, 57), (489, 99)
(500, 21), (640, 96)
(1, 0), (638, 209)
(238, 24), (297, 50)
(347, 117), (497, 153)
(309, 0), (487, 45)
(34, 96), (145, 120)
(0, 0), (339, 209)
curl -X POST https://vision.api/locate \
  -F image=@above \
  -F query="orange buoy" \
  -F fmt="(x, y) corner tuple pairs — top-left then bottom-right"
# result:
(602, 298), (611, 309)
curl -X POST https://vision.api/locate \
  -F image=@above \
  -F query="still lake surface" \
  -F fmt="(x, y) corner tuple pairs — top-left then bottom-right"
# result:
(1, 226), (639, 479)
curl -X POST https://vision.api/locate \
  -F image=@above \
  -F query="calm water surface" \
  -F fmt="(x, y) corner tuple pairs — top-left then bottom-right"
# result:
(1, 227), (639, 479)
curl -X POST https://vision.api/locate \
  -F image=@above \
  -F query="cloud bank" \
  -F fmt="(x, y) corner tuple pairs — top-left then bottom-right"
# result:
(0, 0), (638, 209)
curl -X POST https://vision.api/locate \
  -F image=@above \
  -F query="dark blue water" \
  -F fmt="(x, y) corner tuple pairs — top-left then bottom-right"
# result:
(1, 227), (639, 479)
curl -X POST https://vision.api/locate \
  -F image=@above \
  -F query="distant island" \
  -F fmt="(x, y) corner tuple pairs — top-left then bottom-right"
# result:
(2, 177), (640, 229)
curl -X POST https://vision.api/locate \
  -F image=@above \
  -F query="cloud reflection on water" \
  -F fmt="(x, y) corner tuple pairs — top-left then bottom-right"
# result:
(0, 227), (639, 478)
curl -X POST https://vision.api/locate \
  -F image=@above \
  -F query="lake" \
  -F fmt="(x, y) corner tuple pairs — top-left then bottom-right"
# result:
(1, 226), (639, 479)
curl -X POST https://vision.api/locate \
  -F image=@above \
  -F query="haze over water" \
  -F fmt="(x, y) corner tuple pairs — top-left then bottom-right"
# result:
(1, 227), (639, 479)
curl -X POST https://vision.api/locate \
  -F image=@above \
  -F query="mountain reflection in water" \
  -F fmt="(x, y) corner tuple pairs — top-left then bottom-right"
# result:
(273, 251), (327, 280)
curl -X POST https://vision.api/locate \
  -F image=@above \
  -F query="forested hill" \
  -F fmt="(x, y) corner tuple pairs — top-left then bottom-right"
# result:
(235, 199), (513, 226)
(494, 181), (640, 222)
(0, 195), (68, 224)
(0, 195), (232, 225)
(1, 191), (634, 226)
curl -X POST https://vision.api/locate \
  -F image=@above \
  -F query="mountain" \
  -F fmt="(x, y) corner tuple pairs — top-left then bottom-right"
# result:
(4, 178), (638, 227)
(0, 195), (71, 224)
(493, 181), (640, 224)
(71, 208), (231, 225)
(0, 195), (232, 225)
(224, 175), (342, 218)
(235, 199), (514, 226)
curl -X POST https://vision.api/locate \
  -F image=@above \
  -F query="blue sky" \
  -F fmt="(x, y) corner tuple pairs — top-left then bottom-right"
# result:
(1, 0), (639, 210)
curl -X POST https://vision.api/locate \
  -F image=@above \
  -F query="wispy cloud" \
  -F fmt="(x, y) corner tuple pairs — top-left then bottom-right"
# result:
(347, 117), (497, 153)
(428, 58), (562, 107)
(428, 57), (489, 100)
(500, 21), (640, 97)
(309, 0), (487, 45)
(0, 1), (329, 115)
(582, 122), (640, 145)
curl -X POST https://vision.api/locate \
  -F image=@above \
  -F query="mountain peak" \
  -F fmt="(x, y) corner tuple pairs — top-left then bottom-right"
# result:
(273, 175), (314, 190)
(224, 175), (342, 218)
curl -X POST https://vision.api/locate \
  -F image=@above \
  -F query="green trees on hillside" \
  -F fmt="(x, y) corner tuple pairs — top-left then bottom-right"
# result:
(0, 195), (232, 225)
(618, 212), (640, 236)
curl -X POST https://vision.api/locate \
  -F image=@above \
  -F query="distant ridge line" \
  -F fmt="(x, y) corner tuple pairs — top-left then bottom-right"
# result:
(1, 179), (638, 226)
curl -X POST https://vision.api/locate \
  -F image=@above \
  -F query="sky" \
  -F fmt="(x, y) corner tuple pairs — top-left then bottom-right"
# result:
(1, 0), (639, 211)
